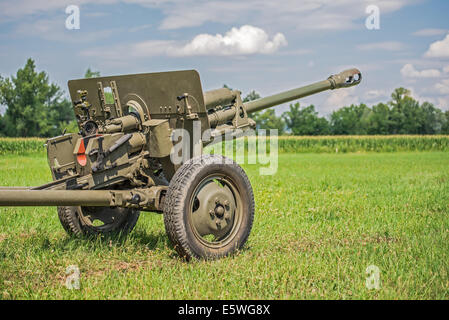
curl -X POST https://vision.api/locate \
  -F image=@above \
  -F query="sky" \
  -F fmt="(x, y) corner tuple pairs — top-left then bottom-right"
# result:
(1, 0), (449, 116)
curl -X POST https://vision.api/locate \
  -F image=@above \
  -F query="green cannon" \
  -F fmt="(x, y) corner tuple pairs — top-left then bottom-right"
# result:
(0, 68), (361, 260)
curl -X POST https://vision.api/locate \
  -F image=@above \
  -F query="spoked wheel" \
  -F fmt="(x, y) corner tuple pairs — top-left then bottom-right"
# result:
(58, 206), (140, 237)
(164, 154), (255, 260)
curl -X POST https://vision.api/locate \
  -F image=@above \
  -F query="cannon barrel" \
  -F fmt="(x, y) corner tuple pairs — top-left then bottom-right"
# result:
(244, 68), (361, 114)
(207, 68), (361, 127)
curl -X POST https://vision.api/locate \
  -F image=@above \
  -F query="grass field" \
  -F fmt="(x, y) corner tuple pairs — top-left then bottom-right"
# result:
(0, 151), (449, 299)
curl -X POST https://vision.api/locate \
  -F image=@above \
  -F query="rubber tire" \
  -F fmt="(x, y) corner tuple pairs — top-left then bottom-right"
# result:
(57, 206), (140, 237)
(163, 154), (255, 260)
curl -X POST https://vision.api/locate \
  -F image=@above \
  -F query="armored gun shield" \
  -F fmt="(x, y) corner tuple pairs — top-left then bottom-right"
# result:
(68, 70), (208, 125)
(70, 71), (208, 142)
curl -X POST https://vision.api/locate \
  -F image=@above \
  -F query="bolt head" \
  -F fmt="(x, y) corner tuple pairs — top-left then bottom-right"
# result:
(214, 205), (225, 217)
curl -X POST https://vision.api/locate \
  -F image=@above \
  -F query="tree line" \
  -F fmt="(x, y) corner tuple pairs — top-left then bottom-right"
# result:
(247, 89), (449, 135)
(1, 58), (449, 137)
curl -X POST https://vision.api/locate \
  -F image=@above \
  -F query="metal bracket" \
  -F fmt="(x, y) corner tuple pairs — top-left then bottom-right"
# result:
(177, 93), (199, 120)
(110, 80), (123, 117)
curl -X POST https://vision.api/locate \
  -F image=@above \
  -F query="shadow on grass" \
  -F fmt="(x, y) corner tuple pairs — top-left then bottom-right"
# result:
(128, 229), (170, 250)
(15, 228), (171, 255)
(8, 227), (251, 262)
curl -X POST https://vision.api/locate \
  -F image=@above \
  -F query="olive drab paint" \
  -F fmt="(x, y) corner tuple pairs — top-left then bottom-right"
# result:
(0, 68), (362, 259)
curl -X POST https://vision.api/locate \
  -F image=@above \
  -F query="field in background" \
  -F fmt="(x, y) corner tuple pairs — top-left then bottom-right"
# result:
(0, 150), (448, 299)
(2, 135), (449, 155)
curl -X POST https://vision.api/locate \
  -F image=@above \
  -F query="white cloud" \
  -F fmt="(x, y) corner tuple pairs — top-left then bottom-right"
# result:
(132, 40), (175, 56)
(15, 18), (115, 43)
(335, 63), (383, 73)
(357, 41), (405, 52)
(128, 24), (153, 32)
(412, 28), (448, 37)
(437, 97), (449, 110)
(174, 25), (287, 56)
(425, 34), (449, 58)
(400, 64), (441, 78)
(82, 25), (286, 58)
(0, 0), (117, 19)
(323, 87), (359, 112)
(407, 86), (449, 110)
(82, 40), (175, 59)
(0, 0), (413, 32)
(156, 0), (413, 31)
(435, 79), (449, 94)
(364, 89), (389, 101)
(408, 87), (437, 105)
(444, 66), (449, 73)
(276, 49), (313, 56)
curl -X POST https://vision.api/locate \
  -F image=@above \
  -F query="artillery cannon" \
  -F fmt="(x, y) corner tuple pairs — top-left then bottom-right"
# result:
(0, 68), (361, 260)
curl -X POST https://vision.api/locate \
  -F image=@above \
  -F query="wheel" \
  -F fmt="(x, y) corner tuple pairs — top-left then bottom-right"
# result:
(57, 206), (140, 237)
(163, 154), (255, 260)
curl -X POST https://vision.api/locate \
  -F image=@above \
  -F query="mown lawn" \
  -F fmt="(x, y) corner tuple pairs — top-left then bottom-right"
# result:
(0, 152), (448, 299)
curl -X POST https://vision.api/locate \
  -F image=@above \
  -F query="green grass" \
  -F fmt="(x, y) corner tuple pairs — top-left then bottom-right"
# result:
(1, 152), (449, 299)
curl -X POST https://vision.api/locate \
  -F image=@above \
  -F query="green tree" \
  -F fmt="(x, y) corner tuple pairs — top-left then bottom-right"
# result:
(252, 109), (285, 135)
(0, 113), (4, 137)
(419, 102), (445, 134)
(84, 68), (101, 78)
(330, 104), (371, 135)
(243, 90), (260, 103)
(389, 88), (421, 134)
(388, 88), (448, 134)
(283, 103), (330, 135)
(242, 90), (285, 134)
(442, 111), (449, 134)
(0, 58), (75, 137)
(365, 103), (392, 134)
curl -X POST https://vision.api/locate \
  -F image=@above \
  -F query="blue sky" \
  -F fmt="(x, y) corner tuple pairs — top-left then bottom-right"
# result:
(1, 0), (449, 116)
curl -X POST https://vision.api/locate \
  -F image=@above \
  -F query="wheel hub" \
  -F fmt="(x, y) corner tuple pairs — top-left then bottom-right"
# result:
(214, 204), (225, 217)
(191, 179), (236, 241)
